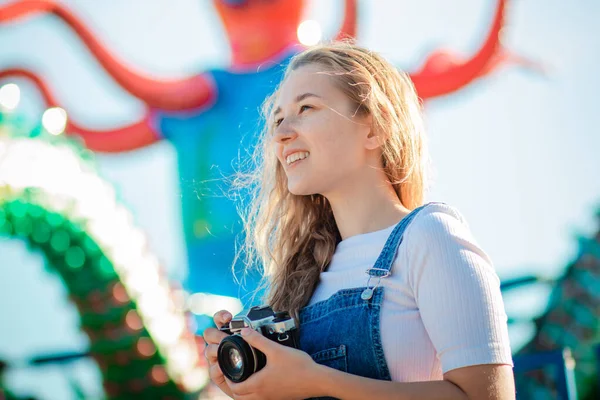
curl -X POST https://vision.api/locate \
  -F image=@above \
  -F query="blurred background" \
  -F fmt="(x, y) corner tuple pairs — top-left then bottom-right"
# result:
(0, 0), (598, 398)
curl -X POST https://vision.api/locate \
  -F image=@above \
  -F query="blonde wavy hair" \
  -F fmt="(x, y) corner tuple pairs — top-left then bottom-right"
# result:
(233, 41), (429, 320)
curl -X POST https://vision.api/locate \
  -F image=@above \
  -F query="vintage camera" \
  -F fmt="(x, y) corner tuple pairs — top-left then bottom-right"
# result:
(217, 305), (299, 382)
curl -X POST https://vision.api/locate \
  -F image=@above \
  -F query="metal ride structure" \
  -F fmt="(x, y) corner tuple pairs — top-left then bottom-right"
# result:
(0, 109), (208, 399)
(502, 211), (600, 399)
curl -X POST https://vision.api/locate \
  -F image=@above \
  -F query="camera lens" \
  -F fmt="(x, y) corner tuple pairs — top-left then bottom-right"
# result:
(228, 347), (243, 372)
(217, 335), (266, 383)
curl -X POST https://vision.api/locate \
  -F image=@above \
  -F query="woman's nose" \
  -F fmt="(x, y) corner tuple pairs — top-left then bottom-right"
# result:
(273, 119), (298, 143)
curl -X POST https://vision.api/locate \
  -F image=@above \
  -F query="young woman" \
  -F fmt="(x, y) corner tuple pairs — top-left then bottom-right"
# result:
(203, 41), (515, 399)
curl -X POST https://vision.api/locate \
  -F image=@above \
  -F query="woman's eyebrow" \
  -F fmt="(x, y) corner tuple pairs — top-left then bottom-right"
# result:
(273, 93), (322, 116)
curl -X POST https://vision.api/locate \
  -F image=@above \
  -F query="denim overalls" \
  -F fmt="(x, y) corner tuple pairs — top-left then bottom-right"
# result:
(298, 203), (430, 400)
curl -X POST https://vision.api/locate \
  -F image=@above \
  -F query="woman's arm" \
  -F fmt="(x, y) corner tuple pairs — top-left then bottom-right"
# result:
(311, 362), (515, 400)
(227, 328), (514, 400)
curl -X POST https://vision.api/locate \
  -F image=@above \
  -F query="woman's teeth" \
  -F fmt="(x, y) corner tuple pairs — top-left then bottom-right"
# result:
(286, 151), (310, 166)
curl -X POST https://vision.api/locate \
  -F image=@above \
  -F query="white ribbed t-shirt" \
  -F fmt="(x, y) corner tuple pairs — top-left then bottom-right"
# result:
(308, 203), (513, 382)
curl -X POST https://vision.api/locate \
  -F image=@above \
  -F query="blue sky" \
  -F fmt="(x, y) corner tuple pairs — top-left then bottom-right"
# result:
(0, 0), (599, 398)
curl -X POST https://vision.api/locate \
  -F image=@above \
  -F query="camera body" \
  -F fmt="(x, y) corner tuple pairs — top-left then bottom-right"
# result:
(217, 305), (299, 382)
(220, 305), (299, 345)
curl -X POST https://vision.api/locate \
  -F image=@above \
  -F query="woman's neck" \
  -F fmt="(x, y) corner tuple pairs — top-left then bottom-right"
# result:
(324, 168), (411, 241)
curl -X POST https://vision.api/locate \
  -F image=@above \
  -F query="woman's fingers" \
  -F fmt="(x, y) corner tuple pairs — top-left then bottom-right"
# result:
(213, 310), (233, 329)
(203, 311), (235, 397)
(204, 343), (219, 365)
(203, 327), (228, 345)
(209, 363), (234, 397)
(204, 310), (234, 392)
(209, 362), (225, 382)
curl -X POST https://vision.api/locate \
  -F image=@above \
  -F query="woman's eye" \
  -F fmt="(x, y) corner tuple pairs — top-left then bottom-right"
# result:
(299, 105), (312, 113)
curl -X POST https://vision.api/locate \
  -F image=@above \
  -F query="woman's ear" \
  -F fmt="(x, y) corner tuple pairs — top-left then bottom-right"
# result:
(365, 132), (384, 150)
(363, 116), (384, 150)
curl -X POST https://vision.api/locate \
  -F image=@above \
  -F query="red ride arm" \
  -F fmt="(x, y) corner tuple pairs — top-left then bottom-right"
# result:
(0, 67), (160, 152)
(335, 0), (358, 40)
(67, 118), (160, 153)
(0, 0), (216, 111)
(409, 0), (507, 100)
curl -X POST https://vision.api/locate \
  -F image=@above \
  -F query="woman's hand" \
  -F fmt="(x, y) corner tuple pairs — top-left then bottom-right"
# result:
(225, 327), (322, 400)
(203, 310), (235, 398)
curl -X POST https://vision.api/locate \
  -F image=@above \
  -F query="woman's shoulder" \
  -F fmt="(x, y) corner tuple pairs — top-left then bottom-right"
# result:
(412, 202), (468, 226)
(399, 202), (493, 279)
(403, 202), (473, 245)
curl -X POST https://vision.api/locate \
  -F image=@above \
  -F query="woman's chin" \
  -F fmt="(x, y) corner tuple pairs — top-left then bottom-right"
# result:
(287, 183), (315, 196)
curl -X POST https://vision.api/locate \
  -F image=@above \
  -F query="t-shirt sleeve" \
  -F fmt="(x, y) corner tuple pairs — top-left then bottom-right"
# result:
(405, 204), (514, 373)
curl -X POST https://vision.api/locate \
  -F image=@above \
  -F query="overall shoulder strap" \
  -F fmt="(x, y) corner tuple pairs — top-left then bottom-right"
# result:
(366, 202), (437, 278)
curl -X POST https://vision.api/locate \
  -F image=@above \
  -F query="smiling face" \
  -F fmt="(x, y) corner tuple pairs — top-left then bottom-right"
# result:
(270, 63), (377, 197)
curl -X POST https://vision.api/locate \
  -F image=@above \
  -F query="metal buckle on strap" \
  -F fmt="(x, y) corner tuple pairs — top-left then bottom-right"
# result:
(365, 267), (391, 277)
(361, 268), (391, 300)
